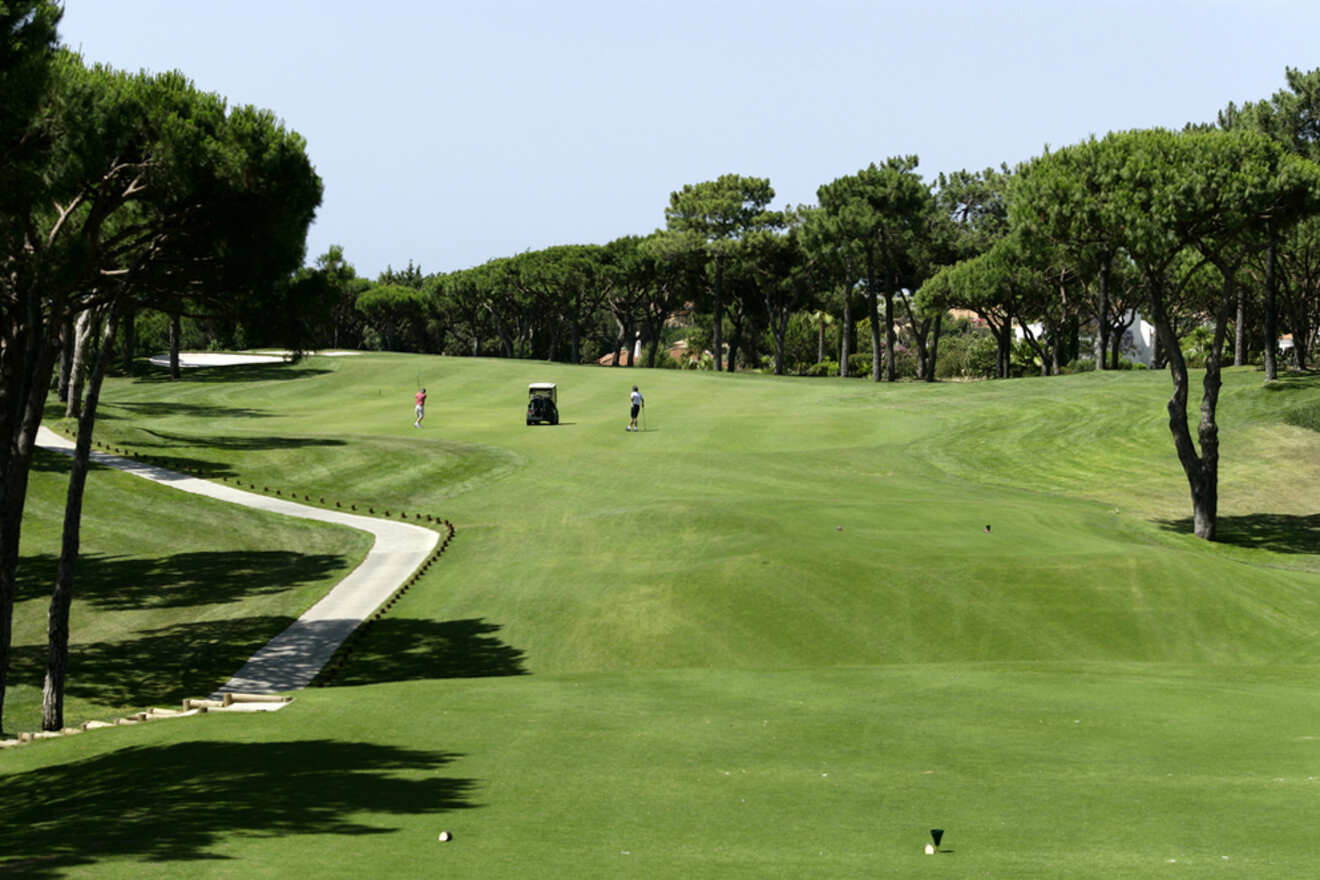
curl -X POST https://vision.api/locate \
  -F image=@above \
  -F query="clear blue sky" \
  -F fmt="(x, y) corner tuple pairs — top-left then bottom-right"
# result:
(57, 0), (1320, 280)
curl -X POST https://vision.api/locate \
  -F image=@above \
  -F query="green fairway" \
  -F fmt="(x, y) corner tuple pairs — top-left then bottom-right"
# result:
(4, 354), (1320, 878)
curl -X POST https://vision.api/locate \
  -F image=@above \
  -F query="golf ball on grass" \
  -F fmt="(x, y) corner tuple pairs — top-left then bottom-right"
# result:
(924, 844), (935, 855)
(438, 831), (452, 842)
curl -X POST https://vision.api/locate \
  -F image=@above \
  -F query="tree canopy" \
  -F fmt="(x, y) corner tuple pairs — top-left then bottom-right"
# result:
(0, 44), (323, 731)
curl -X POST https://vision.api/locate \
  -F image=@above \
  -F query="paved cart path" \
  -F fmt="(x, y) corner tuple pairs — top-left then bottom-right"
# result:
(36, 426), (439, 704)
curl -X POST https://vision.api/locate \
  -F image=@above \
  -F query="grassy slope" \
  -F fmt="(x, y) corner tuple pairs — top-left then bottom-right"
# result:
(6, 448), (373, 730)
(3, 355), (1319, 878)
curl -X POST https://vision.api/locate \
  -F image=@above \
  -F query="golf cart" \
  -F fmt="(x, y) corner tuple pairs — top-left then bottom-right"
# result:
(526, 382), (559, 425)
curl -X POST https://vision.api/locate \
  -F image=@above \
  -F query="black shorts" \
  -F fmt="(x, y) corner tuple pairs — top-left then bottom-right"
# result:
(630, 404), (640, 418)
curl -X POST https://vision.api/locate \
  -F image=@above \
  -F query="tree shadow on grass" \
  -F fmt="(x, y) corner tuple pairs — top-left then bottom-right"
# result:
(112, 400), (277, 420)
(0, 739), (475, 877)
(17, 550), (353, 610)
(131, 362), (332, 384)
(7, 616), (299, 708)
(1157, 512), (1320, 555)
(332, 618), (529, 686)
(1261, 371), (1319, 393)
(33, 426), (238, 477)
(30, 447), (76, 473)
(137, 427), (346, 452)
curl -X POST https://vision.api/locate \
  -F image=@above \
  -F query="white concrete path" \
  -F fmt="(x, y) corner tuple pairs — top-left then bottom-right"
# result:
(36, 426), (439, 702)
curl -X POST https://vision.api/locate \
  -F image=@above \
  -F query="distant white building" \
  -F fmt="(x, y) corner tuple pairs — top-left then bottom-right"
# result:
(1118, 311), (1156, 366)
(1015, 310), (1156, 366)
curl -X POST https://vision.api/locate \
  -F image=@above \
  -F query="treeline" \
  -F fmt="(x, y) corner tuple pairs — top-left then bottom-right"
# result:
(1, 4), (321, 733)
(195, 69), (1320, 389)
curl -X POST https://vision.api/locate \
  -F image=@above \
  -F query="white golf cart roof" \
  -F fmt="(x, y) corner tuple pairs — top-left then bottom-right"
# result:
(528, 382), (557, 402)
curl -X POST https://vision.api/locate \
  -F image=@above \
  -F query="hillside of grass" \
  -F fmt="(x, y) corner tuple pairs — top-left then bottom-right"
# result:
(4, 354), (1319, 878)
(6, 447), (373, 730)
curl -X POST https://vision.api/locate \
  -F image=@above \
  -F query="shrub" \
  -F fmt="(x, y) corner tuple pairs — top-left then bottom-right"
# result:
(1065, 357), (1097, 373)
(935, 332), (997, 379)
(803, 359), (838, 377)
(892, 346), (919, 379)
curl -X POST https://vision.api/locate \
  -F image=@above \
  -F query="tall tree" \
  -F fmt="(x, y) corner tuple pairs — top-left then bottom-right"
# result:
(509, 245), (609, 363)
(800, 205), (861, 376)
(1219, 67), (1320, 378)
(0, 51), (322, 731)
(1014, 128), (1320, 540)
(636, 232), (698, 367)
(657, 174), (778, 372)
(42, 303), (117, 731)
(1011, 142), (1131, 371)
(356, 283), (432, 351)
(0, 0), (62, 735)
(314, 245), (366, 350)
(747, 209), (816, 375)
(816, 157), (932, 381)
(601, 235), (661, 366)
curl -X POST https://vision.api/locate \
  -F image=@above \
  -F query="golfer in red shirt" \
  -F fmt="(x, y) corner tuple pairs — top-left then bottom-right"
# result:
(414, 388), (427, 428)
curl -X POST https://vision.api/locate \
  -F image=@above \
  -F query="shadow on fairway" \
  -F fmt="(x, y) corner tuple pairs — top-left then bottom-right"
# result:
(1261, 372), (1319, 393)
(138, 427), (347, 453)
(17, 550), (353, 610)
(29, 447), (77, 474)
(113, 400), (277, 420)
(0, 739), (475, 878)
(332, 618), (528, 685)
(1158, 512), (1320, 555)
(132, 362), (332, 384)
(30, 429), (239, 478)
(6, 616), (299, 707)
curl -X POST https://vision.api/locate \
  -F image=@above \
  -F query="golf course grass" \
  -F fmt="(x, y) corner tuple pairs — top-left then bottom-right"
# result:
(3, 353), (1319, 878)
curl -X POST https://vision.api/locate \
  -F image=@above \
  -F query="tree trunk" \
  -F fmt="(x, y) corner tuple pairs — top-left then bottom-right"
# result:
(43, 310), (119, 731)
(1049, 323), (1061, 375)
(1148, 279), (1222, 540)
(839, 290), (852, 376)
(1233, 286), (1246, 367)
(121, 306), (136, 372)
(0, 306), (64, 734)
(1094, 258), (1110, 370)
(883, 287), (896, 382)
(57, 317), (74, 403)
(1263, 236), (1278, 381)
(644, 310), (664, 368)
(771, 308), (788, 376)
(168, 312), (181, 379)
(65, 310), (95, 419)
(494, 316), (513, 358)
(926, 313), (942, 382)
(995, 322), (1012, 378)
(867, 290), (882, 381)
(610, 316), (625, 366)
(725, 307), (741, 373)
(646, 331), (661, 368)
(910, 323), (928, 380)
(711, 255), (724, 372)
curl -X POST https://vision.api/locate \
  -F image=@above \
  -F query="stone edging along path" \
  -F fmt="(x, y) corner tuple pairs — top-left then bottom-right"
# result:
(18, 426), (447, 731)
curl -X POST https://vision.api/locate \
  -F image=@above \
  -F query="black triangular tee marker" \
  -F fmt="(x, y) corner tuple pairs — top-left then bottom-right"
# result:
(930, 829), (944, 848)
